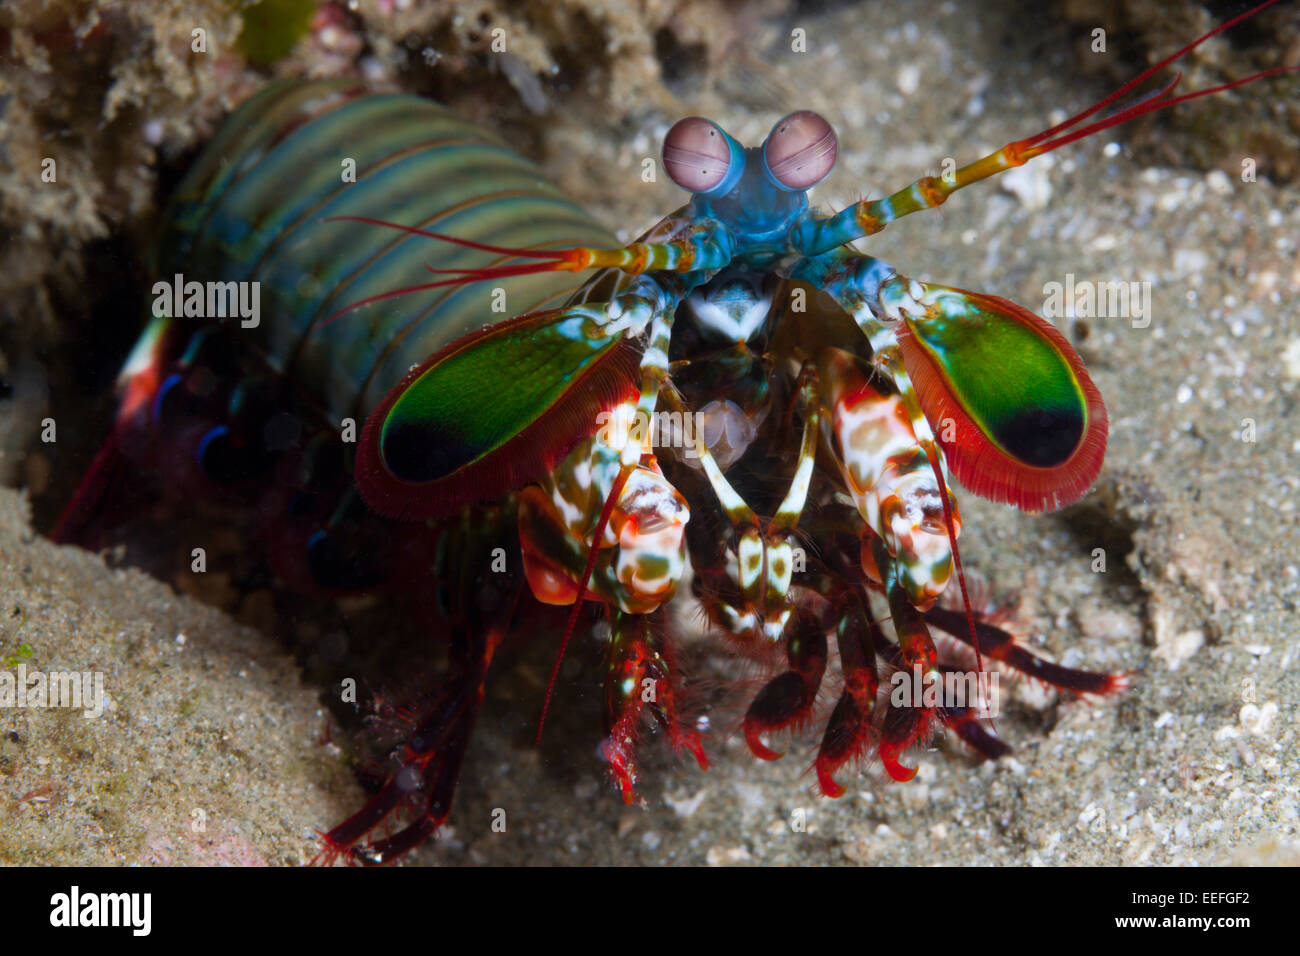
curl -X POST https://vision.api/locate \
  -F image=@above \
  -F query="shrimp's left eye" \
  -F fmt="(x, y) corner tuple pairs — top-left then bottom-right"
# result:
(761, 110), (837, 191)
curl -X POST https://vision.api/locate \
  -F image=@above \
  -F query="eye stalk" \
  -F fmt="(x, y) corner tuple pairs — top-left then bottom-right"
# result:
(761, 110), (837, 192)
(662, 117), (746, 197)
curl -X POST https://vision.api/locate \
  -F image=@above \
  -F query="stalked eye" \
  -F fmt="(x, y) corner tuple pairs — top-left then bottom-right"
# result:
(662, 116), (745, 196)
(761, 110), (837, 191)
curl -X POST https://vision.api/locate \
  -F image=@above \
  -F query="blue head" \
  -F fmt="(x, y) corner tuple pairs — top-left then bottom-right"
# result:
(662, 111), (838, 248)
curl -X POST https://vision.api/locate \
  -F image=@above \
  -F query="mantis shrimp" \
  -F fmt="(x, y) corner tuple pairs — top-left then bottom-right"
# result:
(53, 0), (1296, 863)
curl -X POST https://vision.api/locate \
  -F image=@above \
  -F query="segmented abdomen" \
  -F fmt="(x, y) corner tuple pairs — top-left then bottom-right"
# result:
(155, 79), (616, 426)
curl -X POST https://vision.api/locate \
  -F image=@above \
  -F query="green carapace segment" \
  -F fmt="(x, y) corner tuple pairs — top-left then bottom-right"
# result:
(380, 313), (619, 482)
(154, 79), (616, 425)
(907, 293), (1086, 467)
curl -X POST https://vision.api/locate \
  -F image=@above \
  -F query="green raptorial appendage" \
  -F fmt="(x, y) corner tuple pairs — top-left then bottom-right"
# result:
(379, 312), (620, 483)
(895, 286), (1086, 467)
